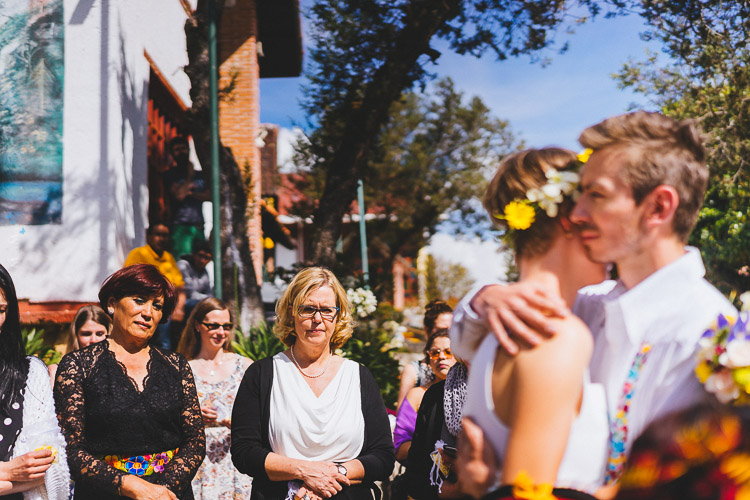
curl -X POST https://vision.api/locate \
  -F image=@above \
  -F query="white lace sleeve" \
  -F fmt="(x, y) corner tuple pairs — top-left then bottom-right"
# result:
(11, 357), (70, 500)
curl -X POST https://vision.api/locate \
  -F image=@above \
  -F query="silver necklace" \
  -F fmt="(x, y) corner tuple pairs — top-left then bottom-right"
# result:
(290, 345), (332, 379)
(208, 351), (225, 377)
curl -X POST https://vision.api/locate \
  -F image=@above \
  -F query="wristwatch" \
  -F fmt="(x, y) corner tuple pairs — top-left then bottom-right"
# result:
(336, 463), (347, 477)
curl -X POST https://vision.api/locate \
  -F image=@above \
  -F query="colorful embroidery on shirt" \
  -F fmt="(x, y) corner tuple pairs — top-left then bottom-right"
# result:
(102, 448), (177, 476)
(606, 342), (652, 484)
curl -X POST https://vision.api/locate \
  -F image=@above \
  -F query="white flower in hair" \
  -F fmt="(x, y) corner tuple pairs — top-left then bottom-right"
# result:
(525, 168), (580, 218)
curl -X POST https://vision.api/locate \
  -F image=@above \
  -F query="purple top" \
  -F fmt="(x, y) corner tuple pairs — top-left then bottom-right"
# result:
(393, 398), (417, 451)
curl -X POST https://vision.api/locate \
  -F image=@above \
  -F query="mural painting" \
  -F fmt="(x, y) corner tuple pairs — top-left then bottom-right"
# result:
(0, 0), (64, 225)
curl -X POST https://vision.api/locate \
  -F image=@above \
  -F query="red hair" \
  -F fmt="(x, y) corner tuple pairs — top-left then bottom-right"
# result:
(98, 264), (177, 322)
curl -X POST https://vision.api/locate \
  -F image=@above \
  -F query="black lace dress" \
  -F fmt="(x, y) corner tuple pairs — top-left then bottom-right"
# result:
(53, 341), (205, 499)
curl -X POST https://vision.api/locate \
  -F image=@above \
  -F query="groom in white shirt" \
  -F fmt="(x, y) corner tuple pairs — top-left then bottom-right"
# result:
(450, 111), (735, 494)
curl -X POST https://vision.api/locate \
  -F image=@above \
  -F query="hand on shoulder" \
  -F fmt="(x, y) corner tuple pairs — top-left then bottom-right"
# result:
(469, 282), (569, 355)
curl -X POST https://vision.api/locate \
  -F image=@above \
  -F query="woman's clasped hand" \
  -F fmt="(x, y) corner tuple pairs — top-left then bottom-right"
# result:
(295, 461), (349, 498)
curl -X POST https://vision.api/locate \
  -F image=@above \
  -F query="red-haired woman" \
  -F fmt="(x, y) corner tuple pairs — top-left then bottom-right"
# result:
(54, 264), (205, 499)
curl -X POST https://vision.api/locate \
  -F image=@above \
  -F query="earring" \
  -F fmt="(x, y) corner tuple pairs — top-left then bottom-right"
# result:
(108, 308), (114, 315)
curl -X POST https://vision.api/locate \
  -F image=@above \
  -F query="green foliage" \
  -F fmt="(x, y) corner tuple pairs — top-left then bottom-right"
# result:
(614, 1), (750, 295)
(423, 252), (474, 302)
(340, 304), (405, 410)
(295, 78), (521, 292)
(22, 327), (61, 366)
(300, 0), (616, 265)
(231, 321), (285, 361)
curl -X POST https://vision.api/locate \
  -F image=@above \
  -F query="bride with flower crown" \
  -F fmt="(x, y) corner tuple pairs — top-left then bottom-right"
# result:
(449, 148), (610, 499)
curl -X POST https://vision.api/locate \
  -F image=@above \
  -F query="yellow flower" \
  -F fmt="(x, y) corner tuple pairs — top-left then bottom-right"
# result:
(696, 362), (712, 383)
(512, 471), (557, 500)
(499, 200), (536, 230)
(577, 148), (593, 163)
(34, 445), (57, 463)
(734, 367), (750, 391)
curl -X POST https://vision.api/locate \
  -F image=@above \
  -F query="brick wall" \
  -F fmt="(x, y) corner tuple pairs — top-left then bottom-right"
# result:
(218, 0), (263, 284)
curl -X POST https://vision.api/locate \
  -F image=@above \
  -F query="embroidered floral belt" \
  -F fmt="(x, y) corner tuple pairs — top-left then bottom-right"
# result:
(101, 448), (178, 476)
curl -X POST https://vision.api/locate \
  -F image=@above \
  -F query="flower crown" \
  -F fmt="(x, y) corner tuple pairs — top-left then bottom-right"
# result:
(494, 167), (581, 231)
(493, 150), (590, 232)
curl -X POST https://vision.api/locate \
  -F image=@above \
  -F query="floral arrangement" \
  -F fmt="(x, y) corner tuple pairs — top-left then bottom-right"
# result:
(695, 301), (750, 404)
(494, 165), (581, 231)
(346, 287), (377, 318)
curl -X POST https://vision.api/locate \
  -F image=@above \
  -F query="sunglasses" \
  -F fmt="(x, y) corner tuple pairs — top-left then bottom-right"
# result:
(201, 322), (233, 331)
(427, 347), (453, 360)
(296, 305), (340, 320)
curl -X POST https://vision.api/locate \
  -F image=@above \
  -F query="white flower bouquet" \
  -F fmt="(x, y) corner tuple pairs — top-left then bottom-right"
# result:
(347, 287), (377, 318)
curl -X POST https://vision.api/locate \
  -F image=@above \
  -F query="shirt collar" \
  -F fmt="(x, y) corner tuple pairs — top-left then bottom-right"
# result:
(146, 244), (167, 262)
(603, 247), (706, 346)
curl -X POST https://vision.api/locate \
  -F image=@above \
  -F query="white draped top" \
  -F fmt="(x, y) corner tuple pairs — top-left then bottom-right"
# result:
(268, 353), (365, 462)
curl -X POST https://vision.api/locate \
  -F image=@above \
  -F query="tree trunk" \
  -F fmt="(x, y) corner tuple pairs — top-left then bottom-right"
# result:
(309, 0), (461, 267)
(184, 0), (264, 332)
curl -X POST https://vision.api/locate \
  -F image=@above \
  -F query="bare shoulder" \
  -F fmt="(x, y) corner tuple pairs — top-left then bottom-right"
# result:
(401, 362), (417, 376)
(404, 386), (426, 409)
(513, 316), (593, 374)
(234, 352), (252, 369)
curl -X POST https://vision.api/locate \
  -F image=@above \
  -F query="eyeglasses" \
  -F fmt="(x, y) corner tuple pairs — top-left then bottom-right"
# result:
(201, 322), (233, 331)
(297, 305), (339, 320)
(427, 348), (453, 360)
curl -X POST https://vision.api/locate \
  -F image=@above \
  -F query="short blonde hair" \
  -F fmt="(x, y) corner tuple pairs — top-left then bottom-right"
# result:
(579, 111), (707, 242)
(273, 267), (355, 349)
(484, 147), (580, 258)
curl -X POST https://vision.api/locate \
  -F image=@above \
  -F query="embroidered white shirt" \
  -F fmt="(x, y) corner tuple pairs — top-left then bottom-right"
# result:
(575, 247), (735, 457)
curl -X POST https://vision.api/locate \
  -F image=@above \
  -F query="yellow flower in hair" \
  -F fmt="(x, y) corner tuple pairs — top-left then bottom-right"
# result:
(498, 200), (536, 230)
(577, 148), (593, 163)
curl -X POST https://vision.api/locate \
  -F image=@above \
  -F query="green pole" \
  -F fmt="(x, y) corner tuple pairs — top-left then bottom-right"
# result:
(209, 0), (222, 299)
(357, 179), (369, 287)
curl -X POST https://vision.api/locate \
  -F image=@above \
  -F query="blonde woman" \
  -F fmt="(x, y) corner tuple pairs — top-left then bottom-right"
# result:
(231, 267), (395, 500)
(176, 297), (252, 499)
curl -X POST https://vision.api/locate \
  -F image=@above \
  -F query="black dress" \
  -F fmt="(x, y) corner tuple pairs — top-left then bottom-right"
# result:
(53, 341), (205, 499)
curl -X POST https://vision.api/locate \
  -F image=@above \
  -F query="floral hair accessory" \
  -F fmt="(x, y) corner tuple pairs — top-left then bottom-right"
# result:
(494, 166), (581, 235)
(695, 310), (750, 405)
(495, 200), (536, 230)
(526, 169), (580, 218)
(577, 148), (593, 163)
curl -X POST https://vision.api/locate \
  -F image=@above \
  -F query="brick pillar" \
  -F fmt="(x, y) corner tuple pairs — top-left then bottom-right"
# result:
(218, 0), (263, 284)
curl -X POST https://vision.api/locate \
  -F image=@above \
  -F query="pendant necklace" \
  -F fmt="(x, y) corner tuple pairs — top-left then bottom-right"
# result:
(208, 351), (224, 377)
(290, 345), (332, 379)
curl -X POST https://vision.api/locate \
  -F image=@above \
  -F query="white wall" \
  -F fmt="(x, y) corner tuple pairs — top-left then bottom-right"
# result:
(0, 0), (192, 302)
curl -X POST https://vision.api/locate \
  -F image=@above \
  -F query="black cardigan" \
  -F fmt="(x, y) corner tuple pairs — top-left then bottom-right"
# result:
(231, 356), (395, 499)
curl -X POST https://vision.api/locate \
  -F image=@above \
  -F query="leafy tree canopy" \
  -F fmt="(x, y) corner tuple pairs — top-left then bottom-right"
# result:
(300, 0), (618, 266)
(293, 78), (521, 292)
(615, 0), (750, 295)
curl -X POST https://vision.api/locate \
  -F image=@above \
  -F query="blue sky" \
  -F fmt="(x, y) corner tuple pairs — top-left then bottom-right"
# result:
(258, 9), (664, 278)
(259, 10), (660, 150)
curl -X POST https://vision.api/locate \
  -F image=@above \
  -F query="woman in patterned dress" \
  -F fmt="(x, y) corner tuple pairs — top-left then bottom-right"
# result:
(177, 297), (252, 499)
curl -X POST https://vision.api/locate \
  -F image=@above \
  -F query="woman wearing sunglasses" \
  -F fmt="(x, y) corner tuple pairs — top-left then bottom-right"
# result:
(176, 297), (253, 499)
(231, 267), (394, 500)
(393, 329), (455, 464)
